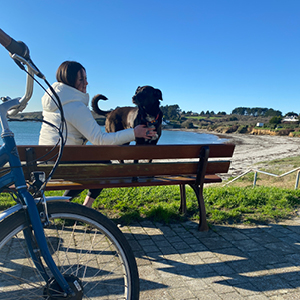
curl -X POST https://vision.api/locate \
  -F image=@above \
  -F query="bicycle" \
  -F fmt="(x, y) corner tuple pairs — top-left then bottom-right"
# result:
(0, 29), (139, 299)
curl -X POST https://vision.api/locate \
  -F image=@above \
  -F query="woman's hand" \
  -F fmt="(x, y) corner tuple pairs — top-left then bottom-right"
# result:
(134, 125), (157, 139)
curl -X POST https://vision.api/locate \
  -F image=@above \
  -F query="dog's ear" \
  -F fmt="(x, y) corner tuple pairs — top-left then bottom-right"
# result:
(135, 86), (142, 94)
(132, 86), (143, 104)
(155, 89), (163, 101)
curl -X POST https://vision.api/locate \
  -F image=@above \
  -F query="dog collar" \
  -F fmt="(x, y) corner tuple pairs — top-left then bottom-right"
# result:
(141, 110), (162, 127)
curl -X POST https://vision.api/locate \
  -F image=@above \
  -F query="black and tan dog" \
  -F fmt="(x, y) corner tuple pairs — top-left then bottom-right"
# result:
(91, 85), (163, 147)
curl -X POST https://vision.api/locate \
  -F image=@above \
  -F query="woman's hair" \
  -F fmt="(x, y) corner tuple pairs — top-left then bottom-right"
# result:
(56, 61), (85, 88)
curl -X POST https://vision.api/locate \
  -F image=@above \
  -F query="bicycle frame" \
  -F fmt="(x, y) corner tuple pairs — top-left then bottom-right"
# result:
(0, 59), (74, 296)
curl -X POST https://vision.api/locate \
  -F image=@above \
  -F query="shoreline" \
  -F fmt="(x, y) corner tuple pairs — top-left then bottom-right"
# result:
(166, 128), (300, 177)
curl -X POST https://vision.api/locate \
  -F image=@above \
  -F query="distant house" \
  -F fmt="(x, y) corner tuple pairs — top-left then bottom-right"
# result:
(256, 123), (264, 127)
(282, 116), (298, 122)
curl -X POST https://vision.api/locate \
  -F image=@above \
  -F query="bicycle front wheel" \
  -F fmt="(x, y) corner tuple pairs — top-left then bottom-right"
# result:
(0, 202), (139, 299)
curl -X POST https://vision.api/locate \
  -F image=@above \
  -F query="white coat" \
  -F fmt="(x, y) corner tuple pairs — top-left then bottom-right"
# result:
(38, 82), (135, 145)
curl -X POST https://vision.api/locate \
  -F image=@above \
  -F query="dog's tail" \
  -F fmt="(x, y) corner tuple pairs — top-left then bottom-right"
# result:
(91, 94), (111, 116)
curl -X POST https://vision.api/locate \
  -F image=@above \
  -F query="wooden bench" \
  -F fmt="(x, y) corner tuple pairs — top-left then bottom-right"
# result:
(17, 143), (235, 231)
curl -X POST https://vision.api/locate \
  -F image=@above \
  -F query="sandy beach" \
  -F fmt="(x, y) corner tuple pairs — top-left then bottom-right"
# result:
(165, 128), (300, 178)
(215, 132), (300, 177)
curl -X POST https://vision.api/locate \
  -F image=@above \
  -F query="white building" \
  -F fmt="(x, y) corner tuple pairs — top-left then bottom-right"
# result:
(282, 116), (298, 122)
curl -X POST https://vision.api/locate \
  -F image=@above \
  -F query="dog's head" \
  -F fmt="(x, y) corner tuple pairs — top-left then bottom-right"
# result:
(132, 86), (163, 113)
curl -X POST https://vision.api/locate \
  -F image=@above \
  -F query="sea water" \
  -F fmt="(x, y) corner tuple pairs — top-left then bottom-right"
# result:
(5, 121), (227, 145)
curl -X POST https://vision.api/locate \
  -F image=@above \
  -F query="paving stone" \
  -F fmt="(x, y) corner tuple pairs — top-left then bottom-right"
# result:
(140, 289), (173, 300)
(181, 253), (204, 265)
(191, 290), (222, 299)
(214, 247), (247, 262)
(151, 234), (168, 242)
(219, 231), (249, 241)
(250, 276), (291, 293)
(189, 242), (209, 252)
(278, 292), (300, 299)
(250, 232), (281, 244)
(231, 238), (266, 252)
(161, 273), (190, 287)
(155, 239), (172, 248)
(264, 242), (297, 254)
(144, 251), (164, 261)
(193, 263), (216, 276)
(200, 236), (233, 250)
(160, 246), (178, 255)
(211, 263), (237, 276)
(185, 278), (209, 291)
(246, 295), (269, 299)
(129, 239), (143, 251)
(246, 249), (284, 265)
(263, 226), (293, 238)
(285, 253), (300, 265)
(171, 241), (191, 251)
(142, 244), (161, 254)
(219, 291), (245, 299)
(165, 235), (184, 243)
(229, 259), (265, 274)
(138, 238), (156, 247)
(233, 281), (261, 297)
(168, 287), (196, 299)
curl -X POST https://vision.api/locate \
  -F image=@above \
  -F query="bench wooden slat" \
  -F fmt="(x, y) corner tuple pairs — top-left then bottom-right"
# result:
(44, 174), (223, 190)
(26, 161), (230, 180)
(17, 144), (235, 162)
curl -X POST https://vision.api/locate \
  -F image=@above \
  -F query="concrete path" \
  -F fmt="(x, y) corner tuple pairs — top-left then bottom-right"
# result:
(121, 217), (300, 299)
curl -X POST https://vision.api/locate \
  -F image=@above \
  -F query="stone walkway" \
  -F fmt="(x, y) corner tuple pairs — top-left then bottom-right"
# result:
(121, 217), (300, 299)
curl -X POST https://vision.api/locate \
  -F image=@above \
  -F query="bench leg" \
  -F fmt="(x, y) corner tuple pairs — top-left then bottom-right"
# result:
(189, 184), (209, 232)
(179, 184), (187, 214)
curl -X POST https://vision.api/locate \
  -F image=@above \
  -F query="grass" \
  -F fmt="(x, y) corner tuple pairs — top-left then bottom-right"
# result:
(1, 156), (299, 227)
(204, 186), (300, 225)
(1, 185), (299, 227)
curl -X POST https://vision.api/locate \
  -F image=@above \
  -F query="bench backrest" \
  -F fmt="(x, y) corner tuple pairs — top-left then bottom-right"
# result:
(17, 144), (235, 180)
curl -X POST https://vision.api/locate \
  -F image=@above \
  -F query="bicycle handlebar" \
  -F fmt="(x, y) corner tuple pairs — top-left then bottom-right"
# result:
(0, 28), (45, 115)
(0, 29), (30, 59)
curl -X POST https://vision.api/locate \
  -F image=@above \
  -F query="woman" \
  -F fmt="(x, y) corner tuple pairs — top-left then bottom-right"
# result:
(39, 61), (156, 207)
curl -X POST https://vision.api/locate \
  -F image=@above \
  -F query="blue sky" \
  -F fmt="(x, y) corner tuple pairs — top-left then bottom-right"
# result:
(0, 0), (299, 115)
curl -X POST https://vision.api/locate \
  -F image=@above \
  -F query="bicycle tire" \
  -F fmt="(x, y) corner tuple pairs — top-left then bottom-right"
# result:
(0, 201), (139, 299)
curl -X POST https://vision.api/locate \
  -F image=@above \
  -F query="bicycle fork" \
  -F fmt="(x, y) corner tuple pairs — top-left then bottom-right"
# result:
(21, 190), (77, 298)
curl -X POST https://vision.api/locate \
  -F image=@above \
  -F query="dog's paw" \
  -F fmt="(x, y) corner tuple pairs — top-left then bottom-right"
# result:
(146, 134), (158, 142)
(153, 133), (159, 140)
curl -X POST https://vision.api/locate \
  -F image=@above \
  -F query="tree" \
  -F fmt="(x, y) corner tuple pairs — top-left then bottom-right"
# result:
(217, 111), (226, 115)
(160, 105), (181, 120)
(232, 107), (282, 117)
(264, 109), (282, 117)
(232, 107), (247, 115)
(269, 116), (282, 124)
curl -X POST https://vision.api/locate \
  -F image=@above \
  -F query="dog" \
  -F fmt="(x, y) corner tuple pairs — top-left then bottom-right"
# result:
(91, 85), (163, 148)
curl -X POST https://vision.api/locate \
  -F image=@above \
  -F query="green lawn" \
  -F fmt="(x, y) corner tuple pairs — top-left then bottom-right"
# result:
(1, 185), (299, 227)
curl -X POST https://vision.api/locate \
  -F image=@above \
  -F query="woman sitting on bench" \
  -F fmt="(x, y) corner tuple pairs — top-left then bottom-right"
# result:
(39, 60), (156, 207)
